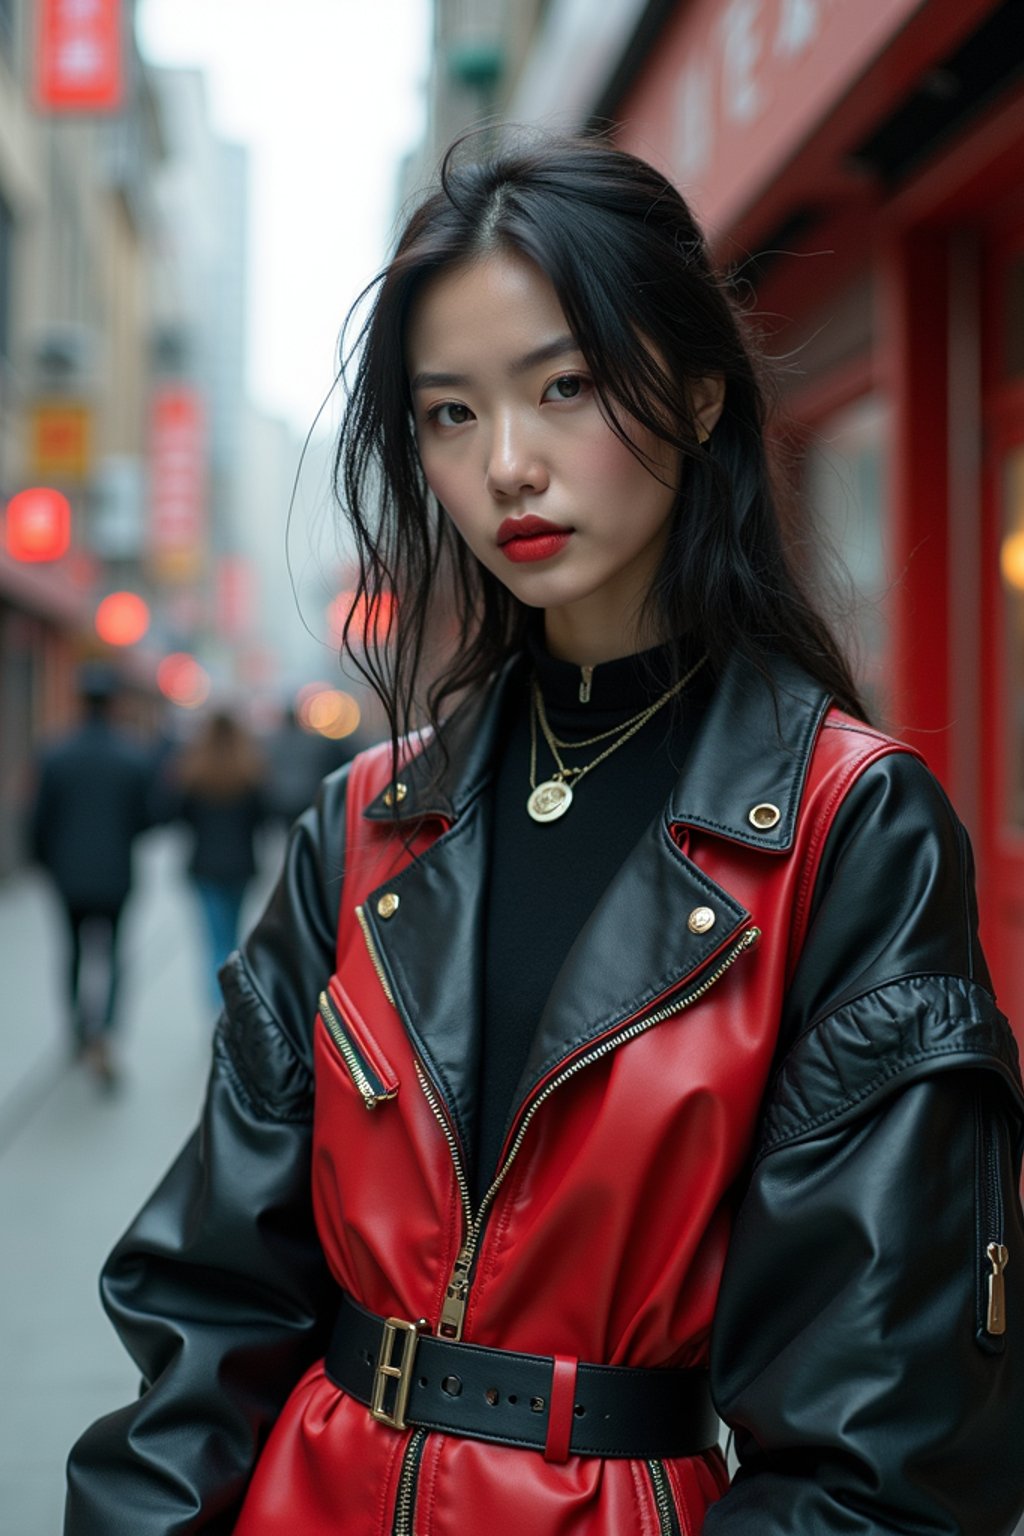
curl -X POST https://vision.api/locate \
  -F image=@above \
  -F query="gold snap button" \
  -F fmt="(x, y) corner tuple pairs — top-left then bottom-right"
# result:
(376, 893), (400, 919)
(687, 906), (716, 935)
(748, 802), (781, 831)
(383, 782), (408, 808)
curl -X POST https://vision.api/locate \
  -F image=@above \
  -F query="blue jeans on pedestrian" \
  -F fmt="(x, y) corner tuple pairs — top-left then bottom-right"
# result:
(194, 880), (246, 1004)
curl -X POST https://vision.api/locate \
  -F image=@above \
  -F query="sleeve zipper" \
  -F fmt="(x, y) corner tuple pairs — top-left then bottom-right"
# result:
(975, 1091), (1009, 1343)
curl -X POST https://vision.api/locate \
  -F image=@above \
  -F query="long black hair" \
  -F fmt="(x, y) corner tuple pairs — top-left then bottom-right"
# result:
(334, 131), (869, 760)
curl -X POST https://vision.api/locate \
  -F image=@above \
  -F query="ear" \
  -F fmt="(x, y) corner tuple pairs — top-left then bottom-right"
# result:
(691, 375), (726, 442)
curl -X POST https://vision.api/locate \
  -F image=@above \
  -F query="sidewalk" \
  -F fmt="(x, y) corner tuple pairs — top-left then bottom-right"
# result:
(0, 828), (278, 1535)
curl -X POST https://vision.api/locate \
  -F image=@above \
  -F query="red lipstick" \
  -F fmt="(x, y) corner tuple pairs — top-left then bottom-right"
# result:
(497, 515), (572, 564)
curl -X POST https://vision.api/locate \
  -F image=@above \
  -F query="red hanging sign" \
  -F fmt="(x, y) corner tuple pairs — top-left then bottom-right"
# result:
(149, 386), (207, 583)
(36, 0), (124, 114)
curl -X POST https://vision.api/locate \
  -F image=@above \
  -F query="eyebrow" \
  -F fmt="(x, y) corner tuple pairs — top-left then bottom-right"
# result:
(410, 334), (581, 391)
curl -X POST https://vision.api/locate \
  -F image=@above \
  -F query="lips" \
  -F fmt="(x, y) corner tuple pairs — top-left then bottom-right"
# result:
(497, 515), (573, 563)
(497, 515), (570, 545)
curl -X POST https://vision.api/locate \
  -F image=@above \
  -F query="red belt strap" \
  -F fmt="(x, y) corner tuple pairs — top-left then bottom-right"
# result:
(544, 1354), (579, 1463)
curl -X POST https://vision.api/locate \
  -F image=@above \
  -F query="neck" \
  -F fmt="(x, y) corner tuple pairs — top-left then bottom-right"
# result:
(543, 600), (667, 668)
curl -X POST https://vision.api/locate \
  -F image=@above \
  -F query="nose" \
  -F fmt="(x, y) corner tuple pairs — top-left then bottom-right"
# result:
(484, 411), (548, 499)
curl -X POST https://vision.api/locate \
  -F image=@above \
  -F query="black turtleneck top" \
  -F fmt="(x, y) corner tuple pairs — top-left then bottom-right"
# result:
(476, 629), (713, 1201)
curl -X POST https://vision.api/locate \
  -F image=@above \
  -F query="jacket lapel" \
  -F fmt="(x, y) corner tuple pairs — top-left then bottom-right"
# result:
(358, 649), (830, 1181)
(357, 664), (518, 1165)
(502, 810), (753, 1150)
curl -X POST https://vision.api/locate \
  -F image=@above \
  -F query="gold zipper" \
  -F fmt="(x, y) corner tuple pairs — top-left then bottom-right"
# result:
(318, 990), (396, 1110)
(392, 1426), (427, 1536)
(414, 1060), (474, 1224)
(987, 1242), (1009, 1335)
(427, 926), (761, 1341)
(355, 904), (398, 1007)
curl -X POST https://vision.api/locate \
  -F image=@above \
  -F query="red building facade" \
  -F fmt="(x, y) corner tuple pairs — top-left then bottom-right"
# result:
(600, 0), (1024, 1026)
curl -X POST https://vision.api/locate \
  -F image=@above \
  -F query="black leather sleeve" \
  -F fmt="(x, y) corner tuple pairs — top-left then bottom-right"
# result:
(706, 749), (1024, 1535)
(64, 768), (349, 1536)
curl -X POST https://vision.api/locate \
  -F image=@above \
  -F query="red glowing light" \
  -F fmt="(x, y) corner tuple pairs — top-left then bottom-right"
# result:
(156, 652), (210, 709)
(4, 487), (71, 562)
(327, 589), (397, 648)
(95, 591), (150, 647)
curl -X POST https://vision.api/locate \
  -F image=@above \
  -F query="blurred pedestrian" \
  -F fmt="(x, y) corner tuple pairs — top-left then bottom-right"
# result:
(167, 710), (268, 1001)
(29, 663), (153, 1086)
(264, 703), (355, 829)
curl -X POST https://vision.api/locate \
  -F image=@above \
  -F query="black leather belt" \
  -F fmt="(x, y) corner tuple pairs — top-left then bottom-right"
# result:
(325, 1293), (720, 1463)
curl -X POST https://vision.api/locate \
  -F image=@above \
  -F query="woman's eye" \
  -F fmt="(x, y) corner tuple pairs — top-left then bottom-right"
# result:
(428, 401), (473, 427)
(542, 374), (589, 403)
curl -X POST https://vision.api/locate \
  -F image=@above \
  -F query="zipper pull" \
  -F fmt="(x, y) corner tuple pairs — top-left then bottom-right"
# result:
(986, 1242), (1009, 1335)
(579, 665), (593, 704)
(438, 1242), (473, 1341)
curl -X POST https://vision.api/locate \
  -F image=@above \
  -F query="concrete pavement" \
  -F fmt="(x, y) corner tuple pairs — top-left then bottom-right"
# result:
(0, 827), (278, 1535)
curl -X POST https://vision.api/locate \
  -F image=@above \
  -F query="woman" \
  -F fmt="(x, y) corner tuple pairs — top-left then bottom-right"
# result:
(65, 136), (1024, 1535)
(169, 710), (268, 1002)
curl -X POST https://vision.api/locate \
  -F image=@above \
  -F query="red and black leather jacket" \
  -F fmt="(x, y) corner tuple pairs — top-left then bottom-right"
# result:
(65, 652), (1024, 1535)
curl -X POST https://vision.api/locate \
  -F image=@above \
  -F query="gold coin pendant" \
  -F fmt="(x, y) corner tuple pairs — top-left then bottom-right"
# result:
(527, 779), (574, 823)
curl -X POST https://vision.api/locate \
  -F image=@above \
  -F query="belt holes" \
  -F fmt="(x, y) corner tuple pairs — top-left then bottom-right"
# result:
(485, 1387), (499, 1406)
(418, 1376), (428, 1388)
(574, 1404), (585, 1417)
(531, 1396), (545, 1412)
(441, 1374), (462, 1397)
(507, 1394), (517, 1405)
(362, 1350), (373, 1365)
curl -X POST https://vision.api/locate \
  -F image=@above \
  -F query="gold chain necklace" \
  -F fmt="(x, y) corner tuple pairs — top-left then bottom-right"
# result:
(526, 654), (707, 823)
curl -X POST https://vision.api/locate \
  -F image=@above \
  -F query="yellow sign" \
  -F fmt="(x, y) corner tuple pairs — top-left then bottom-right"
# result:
(30, 401), (91, 481)
(151, 545), (203, 583)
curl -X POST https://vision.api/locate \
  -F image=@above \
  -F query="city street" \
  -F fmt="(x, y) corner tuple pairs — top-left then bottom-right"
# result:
(0, 828), (278, 1534)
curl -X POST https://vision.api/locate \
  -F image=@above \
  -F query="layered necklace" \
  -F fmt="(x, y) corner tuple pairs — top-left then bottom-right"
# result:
(527, 653), (707, 823)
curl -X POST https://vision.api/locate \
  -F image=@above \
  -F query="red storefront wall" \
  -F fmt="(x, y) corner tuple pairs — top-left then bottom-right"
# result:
(612, 0), (1024, 1027)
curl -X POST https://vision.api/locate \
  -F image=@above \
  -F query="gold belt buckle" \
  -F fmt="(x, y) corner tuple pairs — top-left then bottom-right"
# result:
(370, 1317), (425, 1430)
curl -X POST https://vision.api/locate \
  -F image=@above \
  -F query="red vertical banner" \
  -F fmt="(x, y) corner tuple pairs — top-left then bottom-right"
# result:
(148, 386), (207, 584)
(36, 0), (124, 114)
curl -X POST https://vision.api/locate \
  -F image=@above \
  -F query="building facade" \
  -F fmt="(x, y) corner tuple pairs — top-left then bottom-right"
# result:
(0, 0), (168, 873)
(0, 4), (273, 875)
(424, 0), (1024, 1024)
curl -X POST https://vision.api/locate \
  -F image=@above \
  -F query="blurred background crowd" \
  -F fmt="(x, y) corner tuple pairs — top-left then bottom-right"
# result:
(2, 0), (1024, 1528)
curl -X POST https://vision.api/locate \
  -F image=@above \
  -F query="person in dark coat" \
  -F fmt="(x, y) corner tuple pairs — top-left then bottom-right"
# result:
(167, 710), (268, 1002)
(264, 704), (355, 830)
(29, 663), (153, 1083)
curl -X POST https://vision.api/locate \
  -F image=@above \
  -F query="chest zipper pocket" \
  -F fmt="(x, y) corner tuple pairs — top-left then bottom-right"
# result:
(318, 981), (399, 1110)
(646, 1459), (683, 1536)
(975, 1089), (1010, 1352)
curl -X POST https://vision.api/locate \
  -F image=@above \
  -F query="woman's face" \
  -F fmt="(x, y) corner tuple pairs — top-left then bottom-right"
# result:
(406, 250), (698, 663)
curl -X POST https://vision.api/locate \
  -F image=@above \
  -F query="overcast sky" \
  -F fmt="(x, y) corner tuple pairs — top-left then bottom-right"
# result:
(137, 0), (431, 441)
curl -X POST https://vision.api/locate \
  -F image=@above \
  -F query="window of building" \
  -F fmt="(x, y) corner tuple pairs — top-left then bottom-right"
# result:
(802, 393), (891, 724)
(1000, 445), (1024, 830)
